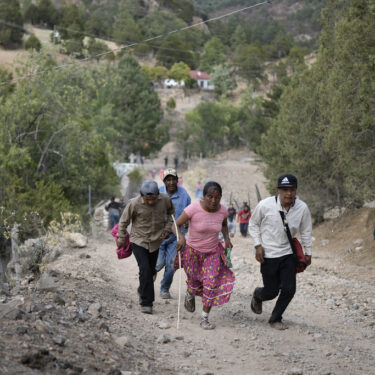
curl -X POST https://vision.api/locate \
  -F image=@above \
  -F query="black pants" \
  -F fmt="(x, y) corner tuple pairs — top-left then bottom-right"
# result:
(239, 222), (249, 237)
(255, 254), (296, 323)
(131, 243), (159, 307)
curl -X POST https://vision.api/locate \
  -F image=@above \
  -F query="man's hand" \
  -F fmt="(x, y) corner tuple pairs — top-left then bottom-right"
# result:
(176, 236), (186, 252)
(255, 245), (265, 263)
(160, 230), (170, 240)
(304, 255), (312, 266)
(116, 239), (125, 248)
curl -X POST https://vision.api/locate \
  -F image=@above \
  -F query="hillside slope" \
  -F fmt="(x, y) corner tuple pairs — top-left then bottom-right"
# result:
(195, 0), (326, 44)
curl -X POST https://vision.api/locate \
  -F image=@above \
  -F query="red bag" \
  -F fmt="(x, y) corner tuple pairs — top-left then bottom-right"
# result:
(276, 196), (308, 274)
(293, 238), (307, 273)
(110, 224), (132, 259)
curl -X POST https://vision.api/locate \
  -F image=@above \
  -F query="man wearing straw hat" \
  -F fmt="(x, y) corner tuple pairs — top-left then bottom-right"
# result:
(117, 180), (174, 314)
(156, 168), (191, 299)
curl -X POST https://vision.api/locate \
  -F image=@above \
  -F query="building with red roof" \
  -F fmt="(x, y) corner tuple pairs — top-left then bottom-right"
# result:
(189, 70), (215, 91)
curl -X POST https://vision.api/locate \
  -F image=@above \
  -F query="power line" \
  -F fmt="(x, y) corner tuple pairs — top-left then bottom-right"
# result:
(57, 24), (284, 61)
(0, 19), (29, 34)
(0, 0), (272, 86)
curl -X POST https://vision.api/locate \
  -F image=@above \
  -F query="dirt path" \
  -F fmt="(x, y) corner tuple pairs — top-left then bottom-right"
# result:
(92, 151), (375, 375)
(1, 150), (374, 375)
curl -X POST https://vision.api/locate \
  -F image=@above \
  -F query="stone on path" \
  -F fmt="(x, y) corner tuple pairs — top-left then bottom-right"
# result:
(156, 334), (171, 344)
(157, 321), (171, 329)
(65, 232), (88, 248)
(88, 302), (102, 318)
(36, 274), (58, 292)
(114, 336), (130, 347)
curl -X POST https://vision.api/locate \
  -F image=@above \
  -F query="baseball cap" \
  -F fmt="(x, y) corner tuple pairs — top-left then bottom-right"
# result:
(163, 168), (178, 180)
(140, 180), (159, 196)
(277, 174), (298, 188)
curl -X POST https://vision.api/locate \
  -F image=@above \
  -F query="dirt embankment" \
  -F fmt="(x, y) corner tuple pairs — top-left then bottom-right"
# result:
(1, 150), (374, 375)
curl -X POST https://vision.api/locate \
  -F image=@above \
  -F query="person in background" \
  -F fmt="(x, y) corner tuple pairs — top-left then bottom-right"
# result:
(248, 174), (312, 330)
(119, 198), (126, 214)
(195, 181), (203, 199)
(105, 197), (122, 229)
(237, 204), (251, 237)
(178, 176), (184, 186)
(156, 168), (191, 299)
(151, 168), (156, 179)
(174, 155), (179, 169)
(117, 180), (175, 314)
(164, 156), (168, 167)
(227, 203), (237, 238)
(174, 181), (235, 330)
(240, 201), (249, 210)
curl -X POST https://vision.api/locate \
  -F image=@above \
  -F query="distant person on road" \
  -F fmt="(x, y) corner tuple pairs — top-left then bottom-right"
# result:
(105, 197), (122, 229)
(240, 201), (249, 210)
(174, 181), (235, 330)
(156, 168), (191, 299)
(178, 176), (183, 186)
(151, 168), (156, 179)
(174, 155), (179, 169)
(195, 181), (203, 199)
(164, 156), (168, 167)
(119, 198), (126, 214)
(248, 174), (312, 330)
(117, 180), (175, 315)
(237, 205), (251, 237)
(227, 203), (237, 238)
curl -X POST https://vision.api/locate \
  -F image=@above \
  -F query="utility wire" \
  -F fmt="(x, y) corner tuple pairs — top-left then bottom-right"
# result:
(0, 19), (29, 34)
(52, 24), (284, 61)
(0, 0), (272, 86)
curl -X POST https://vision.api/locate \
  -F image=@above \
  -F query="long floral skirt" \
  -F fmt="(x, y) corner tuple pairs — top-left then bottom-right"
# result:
(175, 244), (235, 307)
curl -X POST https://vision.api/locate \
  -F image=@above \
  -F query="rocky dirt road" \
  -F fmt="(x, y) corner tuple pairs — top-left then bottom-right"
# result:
(1, 151), (374, 375)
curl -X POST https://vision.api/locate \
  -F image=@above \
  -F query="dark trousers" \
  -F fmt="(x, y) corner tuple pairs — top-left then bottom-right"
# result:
(255, 254), (296, 323)
(239, 222), (249, 237)
(131, 243), (159, 307)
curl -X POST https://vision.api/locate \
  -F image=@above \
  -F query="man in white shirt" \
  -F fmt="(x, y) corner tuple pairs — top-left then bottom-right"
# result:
(248, 174), (312, 330)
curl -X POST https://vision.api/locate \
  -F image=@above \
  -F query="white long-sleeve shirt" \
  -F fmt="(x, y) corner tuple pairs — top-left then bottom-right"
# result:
(248, 195), (312, 258)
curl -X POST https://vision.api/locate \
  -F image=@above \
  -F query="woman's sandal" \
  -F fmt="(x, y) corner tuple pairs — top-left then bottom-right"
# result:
(184, 291), (195, 312)
(200, 318), (216, 330)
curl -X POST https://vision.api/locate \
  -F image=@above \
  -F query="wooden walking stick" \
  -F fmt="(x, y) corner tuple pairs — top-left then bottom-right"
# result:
(172, 214), (182, 330)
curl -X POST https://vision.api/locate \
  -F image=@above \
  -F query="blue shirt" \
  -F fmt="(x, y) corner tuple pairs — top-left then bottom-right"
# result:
(159, 185), (191, 236)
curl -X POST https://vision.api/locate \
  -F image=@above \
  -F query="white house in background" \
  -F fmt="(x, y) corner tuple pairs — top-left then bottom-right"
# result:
(163, 78), (185, 88)
(189, 70), (215, 91)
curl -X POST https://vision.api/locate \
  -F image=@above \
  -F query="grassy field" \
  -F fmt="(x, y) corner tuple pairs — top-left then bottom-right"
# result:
(0, 25), (118, 75)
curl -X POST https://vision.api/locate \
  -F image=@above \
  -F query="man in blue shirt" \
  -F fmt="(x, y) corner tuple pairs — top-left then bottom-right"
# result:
(156, 168), (191, 299)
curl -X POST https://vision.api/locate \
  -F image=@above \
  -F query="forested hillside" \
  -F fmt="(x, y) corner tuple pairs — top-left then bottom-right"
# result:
(260, 0), (375, 219)
(194, 0), (327, 46)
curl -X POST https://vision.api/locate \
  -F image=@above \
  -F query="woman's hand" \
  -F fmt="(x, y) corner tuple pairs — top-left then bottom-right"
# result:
(224, 238), (233, 250)
(176, 235), (186, 252)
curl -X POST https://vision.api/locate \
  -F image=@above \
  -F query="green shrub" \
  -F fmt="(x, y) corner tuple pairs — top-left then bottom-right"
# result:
(127, 168), (143, 185)
(24, 34), (42, 52)
(166, 97), (176, 110)
(61, 39), (84, 58)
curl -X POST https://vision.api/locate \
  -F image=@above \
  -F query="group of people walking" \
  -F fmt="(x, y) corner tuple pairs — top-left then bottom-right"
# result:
(226, 201), (252, 238)
(115, 170), (312, 331)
